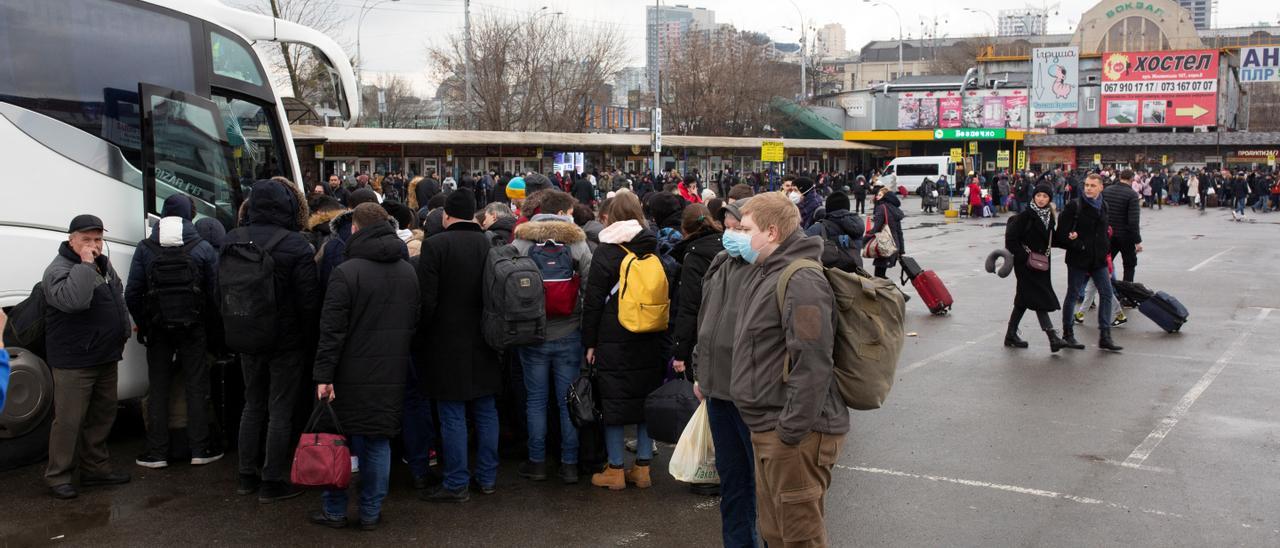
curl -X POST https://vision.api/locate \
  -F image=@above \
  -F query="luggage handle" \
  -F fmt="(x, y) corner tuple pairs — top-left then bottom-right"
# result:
(304, 400), (344, 437)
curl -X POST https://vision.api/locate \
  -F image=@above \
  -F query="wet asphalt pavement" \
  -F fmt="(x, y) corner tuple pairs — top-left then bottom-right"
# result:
(2, 202), (1279, 547)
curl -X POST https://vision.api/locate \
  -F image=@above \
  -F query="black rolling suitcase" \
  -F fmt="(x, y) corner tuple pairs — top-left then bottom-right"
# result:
(1137, 291), (1189, 333)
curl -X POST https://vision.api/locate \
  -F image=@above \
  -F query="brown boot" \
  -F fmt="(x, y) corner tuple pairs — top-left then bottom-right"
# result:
(624, 464), (652, 488)
(591, 466), (625, 490)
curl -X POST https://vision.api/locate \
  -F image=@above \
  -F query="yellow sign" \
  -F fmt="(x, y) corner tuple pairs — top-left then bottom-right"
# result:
(1093, 153), (1102, 165)
(968, 141), (978, 154)
(537, 147), (544, 157)
(761, 141), (785, 162)
(1161, 154), (1168, 166)
(630, 145), (641, 155)
(446, 148), (454, 162)
(949, 148), (963, 163)
(314, 144), (324, 159)
(996, 150), (1011, 168)
(1016, 150), (1027, 170)
(1269, 153), (1277, 167)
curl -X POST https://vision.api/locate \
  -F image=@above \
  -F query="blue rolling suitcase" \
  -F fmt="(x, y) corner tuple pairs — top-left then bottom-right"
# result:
(1137, 291), (1188, 333)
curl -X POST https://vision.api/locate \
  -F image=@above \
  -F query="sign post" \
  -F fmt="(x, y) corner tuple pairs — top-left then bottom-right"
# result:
(760, 141), (785, 163)
(1093, 153), (1102, 166)
(949, 147), (963, 163)
(996, 150), (1011, 168)
(1016, 150), (1027, 170)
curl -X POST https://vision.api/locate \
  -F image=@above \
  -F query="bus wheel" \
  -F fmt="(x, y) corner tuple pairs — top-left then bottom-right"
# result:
(0, 348), (54, 471)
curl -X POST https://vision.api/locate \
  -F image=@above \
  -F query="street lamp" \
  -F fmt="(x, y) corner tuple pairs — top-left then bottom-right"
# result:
(785, 0), (806, 100)
(964, 7), (997, 36)
(864, 0), (903, 79)
(356, 0), (399, 98)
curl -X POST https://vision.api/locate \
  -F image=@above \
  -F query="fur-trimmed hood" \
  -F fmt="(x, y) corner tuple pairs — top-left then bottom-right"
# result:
(308, 208), (345, 232)
(513, 217), (586, 244)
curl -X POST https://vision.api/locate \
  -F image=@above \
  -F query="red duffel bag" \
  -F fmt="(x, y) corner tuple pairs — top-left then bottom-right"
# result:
(291, 400), (351, 490)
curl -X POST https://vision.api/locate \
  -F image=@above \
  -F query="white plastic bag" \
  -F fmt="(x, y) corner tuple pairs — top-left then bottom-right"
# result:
(668, 400), (718, 484)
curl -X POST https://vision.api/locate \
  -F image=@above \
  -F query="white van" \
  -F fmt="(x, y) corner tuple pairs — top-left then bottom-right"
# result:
(883, 156), (956, 193)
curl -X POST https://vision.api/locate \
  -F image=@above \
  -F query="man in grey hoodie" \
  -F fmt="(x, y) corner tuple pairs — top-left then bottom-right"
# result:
(510, 190), (592, 484)
(731, 192), (848, 548)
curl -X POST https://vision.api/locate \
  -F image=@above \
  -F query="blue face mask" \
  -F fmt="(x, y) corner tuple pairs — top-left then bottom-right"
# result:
(722, 230), (759, 264)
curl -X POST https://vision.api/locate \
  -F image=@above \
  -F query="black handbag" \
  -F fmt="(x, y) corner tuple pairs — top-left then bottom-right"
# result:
(567, 369), (602, 429)
(643, 375), (699, 444)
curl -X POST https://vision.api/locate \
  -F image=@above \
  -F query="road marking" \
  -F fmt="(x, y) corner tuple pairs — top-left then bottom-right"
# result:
(1096, 457), (1173, 474)
(836, 464), (1182, 518)
(1187, 246), (1235, 272)
(898, 332), (1001, 376)
(1120, 308), (1272, 469)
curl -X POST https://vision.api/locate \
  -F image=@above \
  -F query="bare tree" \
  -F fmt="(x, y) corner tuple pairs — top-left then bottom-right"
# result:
(928, 38), (987, 75)
(428, 11), (628, 132)
(362, 74), (423, 128)
(238, 0), (347, 103)
(659, 29), (796, 136)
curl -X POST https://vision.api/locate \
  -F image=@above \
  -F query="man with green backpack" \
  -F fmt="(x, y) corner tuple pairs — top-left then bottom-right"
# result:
(730, 192), (906, 548)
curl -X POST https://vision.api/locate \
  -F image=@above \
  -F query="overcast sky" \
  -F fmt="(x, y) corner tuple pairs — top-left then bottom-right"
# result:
(276, 0), (1261, 96)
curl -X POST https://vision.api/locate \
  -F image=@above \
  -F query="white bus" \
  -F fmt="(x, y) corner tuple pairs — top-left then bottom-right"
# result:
(0, 0), (358, 468)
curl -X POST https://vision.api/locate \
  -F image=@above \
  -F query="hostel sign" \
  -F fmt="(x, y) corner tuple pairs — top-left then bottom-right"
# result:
(1100, 49), (1218, 127)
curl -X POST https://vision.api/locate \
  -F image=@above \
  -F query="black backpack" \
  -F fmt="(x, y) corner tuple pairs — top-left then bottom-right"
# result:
(481, 245), (546, 350)
(218, 229), (289, 353)
(142, 238), (204, 330)
(2, 282), (47, 359)
(819, 221), (861, 273)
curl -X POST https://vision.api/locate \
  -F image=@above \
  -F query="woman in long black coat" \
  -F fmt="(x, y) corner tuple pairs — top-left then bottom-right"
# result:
(870, 188), (906, 279)
(581, 192), (668, 490)
(1004, 184), (1068, 352)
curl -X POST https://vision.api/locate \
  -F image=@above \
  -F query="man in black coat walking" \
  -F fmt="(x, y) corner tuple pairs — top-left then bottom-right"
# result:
(414, 190), (501, 502)
(310, 203), (419, 531)
(1055, 173), (1122, 352)
(1102, 170), (1142, 282)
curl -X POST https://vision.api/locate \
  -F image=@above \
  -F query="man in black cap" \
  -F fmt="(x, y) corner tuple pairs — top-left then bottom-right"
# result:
(42, 214), (133, 499)
(414, 190), (502, 502)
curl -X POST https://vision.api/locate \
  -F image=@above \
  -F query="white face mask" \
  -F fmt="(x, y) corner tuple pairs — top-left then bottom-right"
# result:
(788, 191), (802, 204)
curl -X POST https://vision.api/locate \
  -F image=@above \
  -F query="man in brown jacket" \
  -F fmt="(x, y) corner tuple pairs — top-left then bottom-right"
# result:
(731, 192), (849, 547)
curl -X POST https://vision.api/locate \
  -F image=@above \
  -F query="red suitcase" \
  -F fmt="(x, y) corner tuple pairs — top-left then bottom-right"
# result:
(899, 256), (953, 315)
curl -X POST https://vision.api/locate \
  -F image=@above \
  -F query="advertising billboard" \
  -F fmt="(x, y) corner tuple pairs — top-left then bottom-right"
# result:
(1240, 47), (1280, 83)
(1100, 49), (1218, 127)
(962, 89), (1027, 129)
(1031, 47), (1079, 113)
(900, 90), (1026, 130)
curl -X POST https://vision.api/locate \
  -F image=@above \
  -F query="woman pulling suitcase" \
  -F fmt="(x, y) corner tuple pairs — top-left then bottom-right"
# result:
(1004, 184), (1073, 352)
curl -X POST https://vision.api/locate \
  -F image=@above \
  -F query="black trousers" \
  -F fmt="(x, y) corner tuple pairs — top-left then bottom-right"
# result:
(1009, 305), (1054, 332)
(238, 350), (302, 482)
(145, 327), (211, 457)
(854, 194), (867, 213)
(1109, 237), (1138, 282)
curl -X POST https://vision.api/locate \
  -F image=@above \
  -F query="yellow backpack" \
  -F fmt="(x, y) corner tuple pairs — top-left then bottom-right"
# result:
(614, 245), (670, 333)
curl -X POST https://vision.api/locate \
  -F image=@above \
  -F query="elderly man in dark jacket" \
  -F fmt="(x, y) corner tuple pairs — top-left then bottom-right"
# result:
(126, 195), (221, 470)
(232, 179), (322, 503)
(1055, 173), (1122, 352)
(1102, 170), (1142, 282)
(309, 203), (419, 531)
(414, 190), (501, 502)
(43, 214), (133, 499)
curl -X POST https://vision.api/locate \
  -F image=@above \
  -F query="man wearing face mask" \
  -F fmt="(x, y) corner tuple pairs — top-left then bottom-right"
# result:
(685, 198), (764, 546)
(730, 192), (847, 547)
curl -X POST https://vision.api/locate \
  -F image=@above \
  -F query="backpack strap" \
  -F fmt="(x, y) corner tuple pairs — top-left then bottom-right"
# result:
(775, 258), (823, 383)
(608, 245), (636, 299)
(260, 228), (290, 254)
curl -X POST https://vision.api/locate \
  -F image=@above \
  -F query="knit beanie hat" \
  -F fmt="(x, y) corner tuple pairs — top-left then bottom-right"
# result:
(506, 177), (527, 200)
(825, 191), (851, 213)
(445, 188), (477, 220)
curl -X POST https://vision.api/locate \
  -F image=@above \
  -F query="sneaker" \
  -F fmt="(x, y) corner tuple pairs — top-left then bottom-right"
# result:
(421, 484), (470, 503)
(237, 474), (261, 496)
(624, 439), (660, 456)
(1074, 311), (1085, 325)
(81, 472), (130, 486)
(351, 456), (360, 474)
(358, 515), (382, 532)
(190, 449), (224, 466)
(470, 479), (496, 495)
(558, 465), (580, 485)
(1111, 312), (1128, 327)
(258, 481), (303, 504)
(309, 511), (347, 529)
(518, 460), (548, 481)
(135, 453), (169, 469)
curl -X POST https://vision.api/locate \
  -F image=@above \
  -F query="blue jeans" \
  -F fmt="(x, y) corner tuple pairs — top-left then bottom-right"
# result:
(708, 397), (759, 548)
(605, 424), (652, 467)
(402, 364), (437, 479)
(1235, 196), (1247, 215)
(517, 331), (581, 464)
(322, 436), (390, 521)
(438, 396), (499, 490)
(1063, 265), (1113, 333)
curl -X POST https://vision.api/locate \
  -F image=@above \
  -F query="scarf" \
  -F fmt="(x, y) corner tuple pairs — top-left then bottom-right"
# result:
(1028, 201), (1052, 229)
(1082, 194), (1103, 211)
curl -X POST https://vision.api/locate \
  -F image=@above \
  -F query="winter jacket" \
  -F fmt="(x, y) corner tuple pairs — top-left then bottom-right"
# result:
(511, 215), (593, 342)
(42, 243), (131, 369)
(1004, 207), (1060, 312)
(312, 221), (419, 437)
(670, 230), (724, 363)
(581, 220), (668, 425)
(691, 250), (751, 400)
(411, 177), (441, 211)
(125, 216), (219, 336)
(798, 190), (823, 229)
(677, 182), (703, 204)
(304, 208), (342, 254)
(805, 208), (864, 272)
(730, 230), (849, 445)
(317, 210), (408, 291)
(871, 193), (906, 269)
(484, 215), (517, 247)
(414, 221), (499, 401)
(572, 178), (595, 205)
(328, 184), (351, 207)
(1054, 197), (1111, 272)
(1101, 182), (1142, 243)
(226, 179), (321, 351)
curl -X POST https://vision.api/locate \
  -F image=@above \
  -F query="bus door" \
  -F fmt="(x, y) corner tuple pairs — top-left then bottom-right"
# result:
(139, 84), (239, 229)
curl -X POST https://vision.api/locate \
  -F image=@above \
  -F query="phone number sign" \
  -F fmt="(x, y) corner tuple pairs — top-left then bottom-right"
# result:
(1100, 49), (1218, 127)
